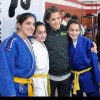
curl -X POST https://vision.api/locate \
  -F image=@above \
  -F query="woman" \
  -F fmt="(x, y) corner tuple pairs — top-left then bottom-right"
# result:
(0, 12), (36, 96)
(67, 19), (100, 97)
(30, 21), (50, 96)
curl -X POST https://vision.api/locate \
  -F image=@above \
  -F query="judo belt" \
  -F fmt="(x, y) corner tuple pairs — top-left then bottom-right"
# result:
(14, 77), (34, 96)
(71, 67), (92, 95)
(33, 73), (51, 96)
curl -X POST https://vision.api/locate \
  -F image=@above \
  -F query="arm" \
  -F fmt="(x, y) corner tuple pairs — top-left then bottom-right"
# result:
(0, 42), (16, 96)
(90, 41), (100, 83)
(88, 40), (100, 93)
(91, 52), (100, 83)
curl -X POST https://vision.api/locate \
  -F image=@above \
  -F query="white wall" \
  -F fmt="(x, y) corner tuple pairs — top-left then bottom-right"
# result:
(0, 0), (45, 41)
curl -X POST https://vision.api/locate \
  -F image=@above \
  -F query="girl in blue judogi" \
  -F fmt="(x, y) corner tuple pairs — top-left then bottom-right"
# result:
(0, 13), (36, 96)
(67, 19), (100, 97)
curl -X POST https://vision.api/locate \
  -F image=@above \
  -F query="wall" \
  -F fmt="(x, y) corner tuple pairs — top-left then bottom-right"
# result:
(0, 0), (45, 42)
(45, 0), (100, 30)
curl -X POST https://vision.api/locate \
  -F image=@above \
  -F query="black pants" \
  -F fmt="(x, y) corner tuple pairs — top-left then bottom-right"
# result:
(50, 76), (71, 97)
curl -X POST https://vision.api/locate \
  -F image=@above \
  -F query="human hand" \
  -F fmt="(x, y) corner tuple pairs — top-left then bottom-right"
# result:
(91, 42), (97, 54)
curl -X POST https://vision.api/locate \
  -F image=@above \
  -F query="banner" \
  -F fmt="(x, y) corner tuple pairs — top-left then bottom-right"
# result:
(0, 0), (45, 43)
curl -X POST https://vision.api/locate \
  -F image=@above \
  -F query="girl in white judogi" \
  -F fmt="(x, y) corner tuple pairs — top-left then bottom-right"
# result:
(30, 21), (50, 96)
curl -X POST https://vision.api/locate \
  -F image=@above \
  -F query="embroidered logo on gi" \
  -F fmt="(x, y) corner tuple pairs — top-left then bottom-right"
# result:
(61, 32), (66, 36)
(4, 37), (17, 51)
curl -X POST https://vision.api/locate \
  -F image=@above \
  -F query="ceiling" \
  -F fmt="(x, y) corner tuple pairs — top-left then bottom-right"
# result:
(77, 0), (100, 4)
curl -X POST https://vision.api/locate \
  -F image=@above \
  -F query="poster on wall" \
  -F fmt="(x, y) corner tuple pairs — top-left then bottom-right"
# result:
(0, 0), (45, 43)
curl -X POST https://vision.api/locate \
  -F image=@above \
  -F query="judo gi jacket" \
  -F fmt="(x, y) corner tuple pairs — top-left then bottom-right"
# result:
(68, 35), (100, 92)
(0, 32), (36, 96)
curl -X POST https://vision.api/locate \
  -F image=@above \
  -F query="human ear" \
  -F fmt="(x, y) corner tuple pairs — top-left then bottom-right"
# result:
(46, 19), (49, 24)
(17, 23), (21, 30)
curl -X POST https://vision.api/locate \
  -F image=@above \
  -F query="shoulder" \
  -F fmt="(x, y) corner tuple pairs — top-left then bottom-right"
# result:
(82, 36), (93, 47)
(83, 36), (92, 42)
(3, 35), (17, 51)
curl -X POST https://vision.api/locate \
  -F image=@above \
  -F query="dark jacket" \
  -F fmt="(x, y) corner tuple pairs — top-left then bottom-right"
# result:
(96, 31), (100, 62)
(44, 25), (70, 76)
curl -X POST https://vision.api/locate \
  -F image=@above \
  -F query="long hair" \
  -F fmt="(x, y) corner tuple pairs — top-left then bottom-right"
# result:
(43, 6), (59, 26)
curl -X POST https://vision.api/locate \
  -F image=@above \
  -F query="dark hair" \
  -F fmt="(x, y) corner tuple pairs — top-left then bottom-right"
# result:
(43, 6), (59, 26)
(33, 21), (45, 34)
(32, 14), (37, 22)
(16, 12), (35, 24)
(66, 19), (81, 31)
(71, 15), (78, 20)
(64, 13), (71, 18)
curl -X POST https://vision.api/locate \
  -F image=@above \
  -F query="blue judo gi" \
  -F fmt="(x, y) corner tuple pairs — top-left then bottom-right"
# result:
(68, 35), (100, 96)
(0, 32), (36, 96)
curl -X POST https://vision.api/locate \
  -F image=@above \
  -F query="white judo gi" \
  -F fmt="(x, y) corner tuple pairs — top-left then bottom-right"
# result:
(31, 38), (50, 96)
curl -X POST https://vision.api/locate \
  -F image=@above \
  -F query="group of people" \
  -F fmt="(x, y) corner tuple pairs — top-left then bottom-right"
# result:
(0, 6), (100, 97)
(61, 11), (85, 36)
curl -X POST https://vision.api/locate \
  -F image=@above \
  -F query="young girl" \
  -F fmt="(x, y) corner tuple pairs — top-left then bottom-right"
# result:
(67, 19), (100, 97)
(30, 21), (50, 96)
(0, 13), (36, 96)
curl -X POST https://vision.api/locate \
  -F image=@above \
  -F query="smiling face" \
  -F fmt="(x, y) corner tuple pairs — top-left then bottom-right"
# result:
(46, 12), (61, 31)
(67, 23), (81, 42)
(17, 16), (35, 39)
(34, 24), (47, 43)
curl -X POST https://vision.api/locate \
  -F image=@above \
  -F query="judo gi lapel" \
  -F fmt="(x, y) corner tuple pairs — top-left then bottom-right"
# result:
(68, 39), (76, 66)
(73, 35), (83, 67)
(14, 33), (36, 77)
(69, 35), (83, 69)
(14, 33), (33, 58)
(26, 39), (33, 53)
